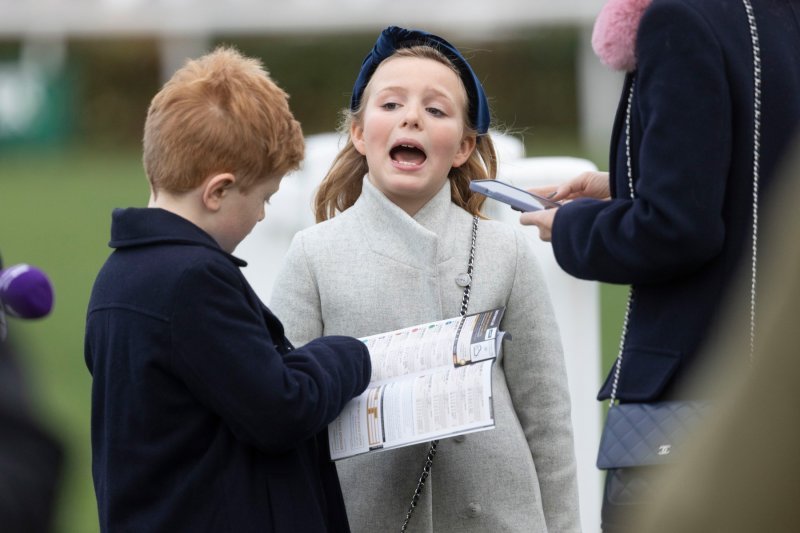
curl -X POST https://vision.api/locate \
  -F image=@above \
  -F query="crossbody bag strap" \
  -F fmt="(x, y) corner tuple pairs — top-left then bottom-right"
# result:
(400, 214), (479, 532)
(742, 0), (762, 363)
(610, 0), (762, 405)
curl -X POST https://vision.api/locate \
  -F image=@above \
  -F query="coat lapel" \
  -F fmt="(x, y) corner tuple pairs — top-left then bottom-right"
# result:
(352, 176), (458, 271)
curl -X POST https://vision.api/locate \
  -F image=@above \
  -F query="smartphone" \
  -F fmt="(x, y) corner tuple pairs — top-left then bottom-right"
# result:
(469, 179), (562, 212)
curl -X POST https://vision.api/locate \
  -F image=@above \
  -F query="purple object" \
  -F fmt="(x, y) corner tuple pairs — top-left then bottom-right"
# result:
(0, 264), (54, 319)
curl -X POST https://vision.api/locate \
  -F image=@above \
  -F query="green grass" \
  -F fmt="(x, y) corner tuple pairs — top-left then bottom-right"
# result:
(0, 144), (627, 532)
(0, 145), (148, 533)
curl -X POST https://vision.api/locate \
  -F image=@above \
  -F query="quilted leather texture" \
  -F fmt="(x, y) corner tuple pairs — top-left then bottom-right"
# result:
(604, 467), (659, 505)
(597, 401), (710, 469)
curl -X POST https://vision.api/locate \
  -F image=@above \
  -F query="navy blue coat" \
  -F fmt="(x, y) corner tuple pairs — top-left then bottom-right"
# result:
(84, 208), (371, 532)
(552, 0), (800, 402)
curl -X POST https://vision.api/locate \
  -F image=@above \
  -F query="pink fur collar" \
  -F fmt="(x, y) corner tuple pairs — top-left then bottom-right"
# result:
(592, 0), (653, 71)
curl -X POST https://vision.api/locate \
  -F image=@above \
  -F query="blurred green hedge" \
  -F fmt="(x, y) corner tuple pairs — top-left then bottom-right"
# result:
(222, 28), (579, 147)
(4, 28), (581, 152)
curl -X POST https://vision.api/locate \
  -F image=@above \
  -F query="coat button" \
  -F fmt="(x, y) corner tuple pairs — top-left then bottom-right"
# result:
(455, 273), (472, 287)
(467, 502), (482, 517)
(453, 435), (466, 443)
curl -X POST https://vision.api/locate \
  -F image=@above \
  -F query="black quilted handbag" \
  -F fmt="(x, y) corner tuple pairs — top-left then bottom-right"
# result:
(596, 401), (709, 469)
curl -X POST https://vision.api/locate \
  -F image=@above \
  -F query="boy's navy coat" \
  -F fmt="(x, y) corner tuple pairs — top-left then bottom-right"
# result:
(85, 208), (371, 532)
(552, 0), (800, 401)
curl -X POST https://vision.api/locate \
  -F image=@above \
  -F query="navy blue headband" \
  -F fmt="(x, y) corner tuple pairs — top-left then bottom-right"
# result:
(350, 26), (491, 135)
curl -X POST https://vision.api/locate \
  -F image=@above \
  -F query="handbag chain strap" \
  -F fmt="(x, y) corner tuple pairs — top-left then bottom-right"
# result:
(610, 0), (762, 405)
(400, 214), (479, 532)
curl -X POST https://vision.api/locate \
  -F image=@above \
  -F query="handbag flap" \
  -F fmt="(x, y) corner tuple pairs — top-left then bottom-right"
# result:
(597, 401), (710, 469)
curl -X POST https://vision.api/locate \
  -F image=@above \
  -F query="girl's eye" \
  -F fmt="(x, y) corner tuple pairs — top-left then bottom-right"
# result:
(426, 107), (445, 117)
(381, 102), (399, 110)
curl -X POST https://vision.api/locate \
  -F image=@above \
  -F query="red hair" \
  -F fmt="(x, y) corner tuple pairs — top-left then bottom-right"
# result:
(143, 46), (304, 195)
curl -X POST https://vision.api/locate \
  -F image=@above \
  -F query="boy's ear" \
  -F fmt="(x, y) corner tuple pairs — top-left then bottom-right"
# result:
(452, 134), (477, 168)
(350, 121), (367, 156)
(202, 173), (236, 211)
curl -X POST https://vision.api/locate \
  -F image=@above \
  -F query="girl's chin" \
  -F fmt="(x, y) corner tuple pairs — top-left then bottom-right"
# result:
(385, 180), (441, 196)
(369, 171), (448, 195)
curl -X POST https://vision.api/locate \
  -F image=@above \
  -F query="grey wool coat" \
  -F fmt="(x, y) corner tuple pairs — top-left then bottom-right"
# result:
(271, 178), (581, 533)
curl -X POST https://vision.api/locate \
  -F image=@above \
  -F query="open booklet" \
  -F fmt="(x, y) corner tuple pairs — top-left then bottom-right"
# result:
(329, 307), (508, 461)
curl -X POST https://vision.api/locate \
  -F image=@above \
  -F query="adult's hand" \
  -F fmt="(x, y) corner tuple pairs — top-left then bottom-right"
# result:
(521, 171), (610, 241)
(529, 171), (611, 202)
(520, 207), (558, 242)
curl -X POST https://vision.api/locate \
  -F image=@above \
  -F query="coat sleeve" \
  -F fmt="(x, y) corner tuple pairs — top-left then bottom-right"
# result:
(270, 231), (325, 346)
(169, 257), (370, 454)
(502, 229), (581, 532)
(552, 1), (730, 284)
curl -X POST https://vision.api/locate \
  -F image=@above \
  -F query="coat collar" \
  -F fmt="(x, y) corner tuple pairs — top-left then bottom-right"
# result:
(351, 176), (462, 270)
(592, 0), (652, 72)
(109, 207), (247, 266)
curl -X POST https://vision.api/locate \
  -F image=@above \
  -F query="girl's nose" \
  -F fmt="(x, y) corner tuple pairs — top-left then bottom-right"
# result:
(401, 106), (421, 129)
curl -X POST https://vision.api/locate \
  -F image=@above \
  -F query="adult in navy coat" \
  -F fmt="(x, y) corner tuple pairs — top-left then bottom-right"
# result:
(521, 0), (800, 530)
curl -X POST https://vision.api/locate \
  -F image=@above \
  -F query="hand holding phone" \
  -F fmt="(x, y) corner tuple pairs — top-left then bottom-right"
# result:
(469, 179), (562, 212)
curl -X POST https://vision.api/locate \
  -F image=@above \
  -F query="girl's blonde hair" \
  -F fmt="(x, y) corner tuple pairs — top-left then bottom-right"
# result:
(314, 46), (497, 223)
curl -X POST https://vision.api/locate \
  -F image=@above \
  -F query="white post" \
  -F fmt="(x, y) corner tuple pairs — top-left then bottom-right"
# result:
(491, 156), (602, 533)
